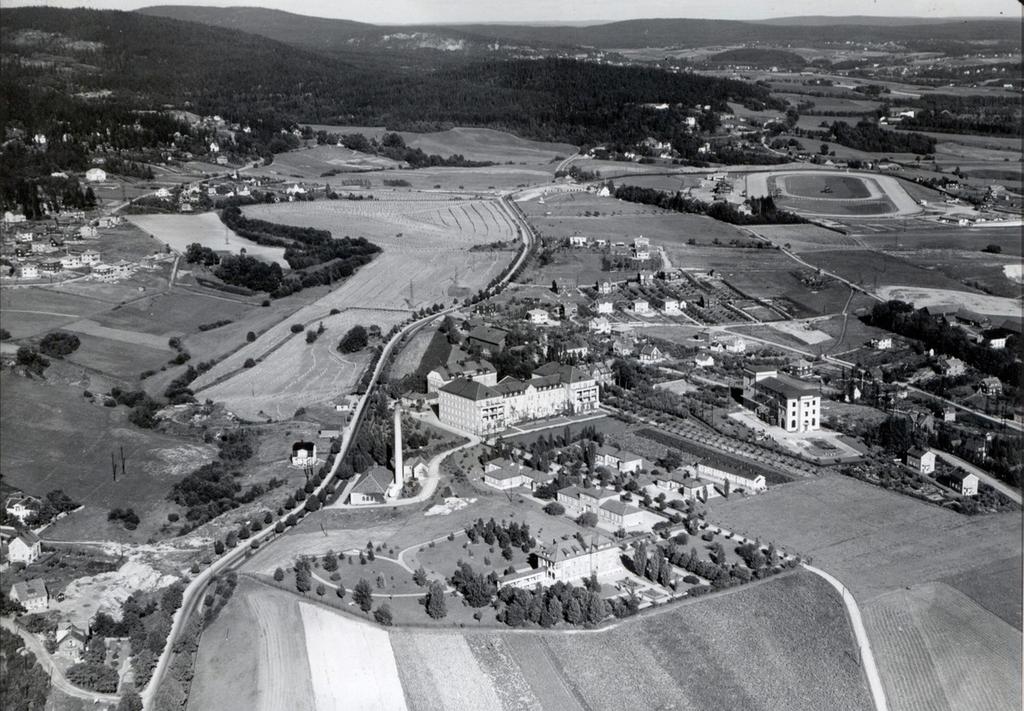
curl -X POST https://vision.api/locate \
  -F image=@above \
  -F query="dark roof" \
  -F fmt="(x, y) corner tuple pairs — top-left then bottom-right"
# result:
(10, 578), (47, 600)
(756, 374), (817, 399)
(907, 447), (931, 458)
(291, 441), (315, 452)
(351, 466), (392, 495)
(468, 325), (508, 347)
(439, 378), (501, 401)
(599, 499), (641, 516)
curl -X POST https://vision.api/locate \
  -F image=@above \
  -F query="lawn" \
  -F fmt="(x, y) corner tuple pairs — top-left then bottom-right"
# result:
(864, 583), (1021, 711)
(0, 372), (216, 542)
(781, 173), (874, 199)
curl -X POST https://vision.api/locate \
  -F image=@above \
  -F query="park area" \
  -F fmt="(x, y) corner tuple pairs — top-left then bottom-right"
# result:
(190, 570), (873, 711)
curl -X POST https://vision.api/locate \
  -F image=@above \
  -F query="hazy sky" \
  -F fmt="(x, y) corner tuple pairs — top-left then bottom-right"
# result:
(2, 0), (1019, 23)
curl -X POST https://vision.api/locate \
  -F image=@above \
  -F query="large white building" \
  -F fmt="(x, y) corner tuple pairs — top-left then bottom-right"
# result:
(425, 355), (497, 394)
(498, 539), (622, 589)
(742, 365), (820, 432)
(438, 363), (600, 436)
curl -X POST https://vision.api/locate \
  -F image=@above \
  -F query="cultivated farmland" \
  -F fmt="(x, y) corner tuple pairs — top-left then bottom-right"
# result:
(864, 583), (1021, 711)
(190, 197), (515, 418)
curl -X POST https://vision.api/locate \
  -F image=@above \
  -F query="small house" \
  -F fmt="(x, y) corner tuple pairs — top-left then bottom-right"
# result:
(55, 624), (89, 659)
(347, 466), (393, 505)
(631, 299), (651, 315)
(527, 308), (552, 326)
(979, 377), (1003, 396)
(6, 530), (41, 564)
(638, 343), (664, 364)
(596, 280), (613, 295)
(588, 317), (611, 335)
(9, 579), (48, 612)
(568, 235), (589, 247)
(4, 494), (40, 523)
(942, 470), (979, 496)
(595, 446), (644, 474)
(906, 447), (936, 475)
(597, 499), (645, 528)
(290, 441), (317, 467)
(596, 299), (614, 314)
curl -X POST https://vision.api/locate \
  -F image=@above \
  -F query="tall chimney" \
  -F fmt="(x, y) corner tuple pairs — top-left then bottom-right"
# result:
(393, 405), (404, 483)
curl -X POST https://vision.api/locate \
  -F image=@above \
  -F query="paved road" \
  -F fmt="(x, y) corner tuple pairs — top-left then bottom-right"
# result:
(801, 565), (889, 711)
(905, 385), (1023, 433)
(1, 618), (121, 705)
(933, 449), (1022, 504)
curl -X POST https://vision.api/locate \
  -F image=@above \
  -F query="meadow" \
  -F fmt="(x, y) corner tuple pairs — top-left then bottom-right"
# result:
(0, 371), (216, 542)
(128, 212), (287, 264)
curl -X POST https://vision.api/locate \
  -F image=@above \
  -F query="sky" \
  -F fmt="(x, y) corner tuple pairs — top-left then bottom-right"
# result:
(1, 0), (1019, 24)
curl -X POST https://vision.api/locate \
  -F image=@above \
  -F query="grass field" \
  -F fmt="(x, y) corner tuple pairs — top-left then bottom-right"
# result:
(0, 372), (215, 542)
(875, 285), (1021, 317)
(127, 213), (287, 264)
(1, 286), (117, 339)
(782, 174), (874, 199)
(864, 583), (1021, 711)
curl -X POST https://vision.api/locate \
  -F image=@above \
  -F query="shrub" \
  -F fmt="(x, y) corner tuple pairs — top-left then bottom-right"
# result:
(244, 358), (256, 368)
(38, 331), (81, 358)
(338, 325), (368, 353)
(290, 324), (304, 334)
(373, 603), (393, 626)
(576, 512), (598, 527)
(543, 502), (565, 516)
(66, 662), (119, 693)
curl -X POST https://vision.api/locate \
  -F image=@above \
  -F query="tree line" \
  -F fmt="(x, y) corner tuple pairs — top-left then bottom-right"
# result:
(613, 184), (807, 226)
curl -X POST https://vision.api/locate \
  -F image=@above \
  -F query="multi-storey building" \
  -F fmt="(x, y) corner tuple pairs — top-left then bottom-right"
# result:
(438, 363), (599, 436)
(742, 365), (820, 432)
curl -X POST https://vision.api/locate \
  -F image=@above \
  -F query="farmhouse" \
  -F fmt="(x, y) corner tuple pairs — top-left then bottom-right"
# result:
(467, 325), (508, 357)
(595, 446), (644, 473)
(15, 263), (39, 279)
(979, 377), (1002, 396)
(9, 579), (48, 612)
(569, 235), (589, 247)
(438, 363), (599, 436)
(742, 365), (820, 433)
(905, 447), (936, 475)
(941, 469), (979, 496)
(498, 539), (621, 589)
(696, 462), (767, 493)
(5, 529), (42, 564)
(290, 441), (317, 467)
(425, 356), (497, 394)
(347, 466), (393, 505)
(4, 493), (40, 523)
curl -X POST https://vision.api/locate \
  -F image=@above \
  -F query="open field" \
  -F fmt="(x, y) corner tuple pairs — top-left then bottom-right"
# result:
(127, 212), (287, 263)
(876, 285), (1022, 316)
(864, 583), (1021, 711)
(1, 286), (117, 339)
(189, 198), (514, 417)
(301, 603), (408, 711)
(188, 577), (316, 711)
(195, 308), (403, 420)
(807, 249), (981, 292)
(303, 126), (575, 166)
(249, 143), (402, 180)
(0, 372), (215, 542)
(855, 224), (1024, 258)
(940, 555), (1022, 630)
(747, 224), (863, 251)
(706, 475), (1021, 602)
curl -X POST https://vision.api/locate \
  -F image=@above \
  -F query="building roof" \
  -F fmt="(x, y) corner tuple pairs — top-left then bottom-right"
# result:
(56, 624), (88, 645)
(756, 374), (818, 399)
(579, 487), (616, 501)
(596, 445), (643, 463)
(4, 494), (40, 510)
(291, 441), (315, 452)
(679, 477), (713, 490)
(599, 499), (642, 517)
(907, 447), (931, 458)
(10, 578), (47, 600)
(557, 486), (581, 500)
(947, 469), (978, 482)
(485, 465), (528, 481)
(439, 378), (501, 401)
(467, 325), (508, 347)
(350, 466), (393, 495)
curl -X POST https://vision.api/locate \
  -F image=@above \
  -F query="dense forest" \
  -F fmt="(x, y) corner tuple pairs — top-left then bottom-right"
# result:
(612, 185), (807, 226)
(900, 94), (1022, 138)
(706, 48), (806, 69)
(828, 120), (937, 155)
(2, 8), (782, 154)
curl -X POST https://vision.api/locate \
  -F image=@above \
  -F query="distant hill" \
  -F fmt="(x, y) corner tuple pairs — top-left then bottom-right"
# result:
(755, 15), (1002, 26)
(707, 48), (806, 69)
(138, 7), (1022, 52)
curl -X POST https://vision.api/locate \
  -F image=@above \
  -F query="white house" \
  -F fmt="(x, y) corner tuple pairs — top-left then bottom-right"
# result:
(595, 446), (644, 473)
(723, 337), (747, 354)
(527, 308), (552, 325)
(696, 462), (767, 492)
(80, 250), (101, 265)
(6, 530), (42, 564)
(596, 280), (613, 295)
(55, 624), (89, 659)
(85, 168), (107, 182)
(631, 299), (651, 315)
(588, 317), (611, 335)
(660, 298), (681, 314)
(9, 579), (48, 612)
(16, 263), (39, 279)
(678, 477), (720, 502)
(597, 499), (645, 528)
(742, 366), (820, 433)
(942, 469), (979, 496)
(694, 355), (715, 368)
(638, 344), (665, 364)
(596, 299), (614, 315)
(869, 337), (893, 350)
(4, 494), (40, 523)
(290, 441), (317, 467)
(498, 539), (621, 589)
(482, 460), (532, 490)
(906, 447), (936, 475)
(347, 466), (393, 505)
(60, 254), (83, 269)
(569, 235), (589, 247)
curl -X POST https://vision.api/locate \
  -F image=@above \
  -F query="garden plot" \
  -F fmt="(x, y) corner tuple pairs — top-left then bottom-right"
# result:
(127, 212), (286, 264)
(301, 603), (408, 711)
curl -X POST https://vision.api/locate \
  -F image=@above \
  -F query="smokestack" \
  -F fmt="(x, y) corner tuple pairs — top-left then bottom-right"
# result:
(393, 405), (404, 484)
